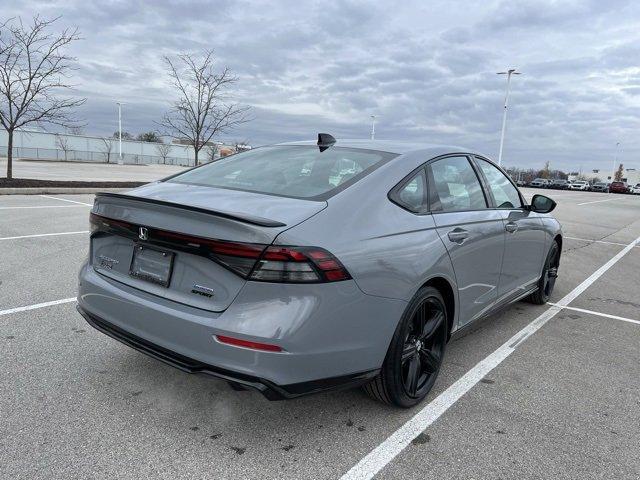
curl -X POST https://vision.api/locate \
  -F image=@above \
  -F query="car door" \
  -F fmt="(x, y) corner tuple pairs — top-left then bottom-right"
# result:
(473, 157), (545, 303)
(427, 155), (505, 327)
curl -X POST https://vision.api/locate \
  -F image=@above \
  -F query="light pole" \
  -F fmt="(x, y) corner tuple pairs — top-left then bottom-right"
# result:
(497, 69), (521, 166)
(116, 102), (124, 165)
(370, 115), (376, 140)
(611, 142), (620, 187)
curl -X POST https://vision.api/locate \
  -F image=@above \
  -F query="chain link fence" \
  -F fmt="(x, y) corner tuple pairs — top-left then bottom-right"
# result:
(0, 146), (193, 166)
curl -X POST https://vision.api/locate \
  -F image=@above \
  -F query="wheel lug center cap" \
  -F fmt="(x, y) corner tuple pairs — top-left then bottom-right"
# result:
(415, 340), (422, 351)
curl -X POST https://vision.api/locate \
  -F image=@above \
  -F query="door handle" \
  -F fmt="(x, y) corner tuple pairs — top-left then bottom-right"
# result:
(505, 222), (518, 233)
(447, 228), (469, 244)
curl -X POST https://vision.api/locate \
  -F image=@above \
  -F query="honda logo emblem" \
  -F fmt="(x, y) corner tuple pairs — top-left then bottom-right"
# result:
(139, 227), (148, 241)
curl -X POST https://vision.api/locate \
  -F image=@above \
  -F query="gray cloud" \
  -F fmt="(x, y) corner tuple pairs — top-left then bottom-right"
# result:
(3, 0), (640, 171)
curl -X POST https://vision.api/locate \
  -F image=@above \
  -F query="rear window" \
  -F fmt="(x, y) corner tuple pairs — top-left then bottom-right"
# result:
(168, 146), (396, 199)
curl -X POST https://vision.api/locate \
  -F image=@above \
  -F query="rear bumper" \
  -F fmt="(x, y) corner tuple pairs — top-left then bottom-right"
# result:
(77, 263), (405, 398)
(78, 305), (378, 400)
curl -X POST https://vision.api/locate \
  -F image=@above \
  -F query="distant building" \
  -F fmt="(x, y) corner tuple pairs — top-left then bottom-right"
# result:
(0, 128), (196, 165)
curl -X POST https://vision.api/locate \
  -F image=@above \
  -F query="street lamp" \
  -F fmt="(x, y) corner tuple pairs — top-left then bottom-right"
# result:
(370, 115), (376, 140)
(611, 142), (620, 188)
(496, 69), (521, 166)
(116, 101), (125, 165)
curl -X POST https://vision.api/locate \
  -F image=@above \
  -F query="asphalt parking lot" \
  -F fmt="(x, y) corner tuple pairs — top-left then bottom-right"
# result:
(0, 158), (186, 182)
(1, 188), (639, 479)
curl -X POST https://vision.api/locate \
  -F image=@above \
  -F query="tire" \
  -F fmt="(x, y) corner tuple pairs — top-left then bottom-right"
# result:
(364, 287), (448, 408)
(527, 240), (560, 305)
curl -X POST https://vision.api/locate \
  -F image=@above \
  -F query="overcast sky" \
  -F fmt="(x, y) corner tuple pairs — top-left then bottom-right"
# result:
(5, 0), (640, 171)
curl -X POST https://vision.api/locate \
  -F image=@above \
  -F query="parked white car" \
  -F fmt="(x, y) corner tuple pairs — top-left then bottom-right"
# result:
(529, 178), (550, 188)
(631, 183), (640, 194)
(569, 181), (589, 191)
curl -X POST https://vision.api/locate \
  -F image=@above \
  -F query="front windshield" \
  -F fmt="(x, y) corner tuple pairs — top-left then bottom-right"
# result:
(168, 146), (396, 199)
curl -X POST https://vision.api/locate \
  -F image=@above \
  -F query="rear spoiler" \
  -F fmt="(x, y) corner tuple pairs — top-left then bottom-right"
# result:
(94, 192), (287, 228)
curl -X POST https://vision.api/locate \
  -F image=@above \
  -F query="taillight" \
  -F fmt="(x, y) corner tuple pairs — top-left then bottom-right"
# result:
(157, 230), (264, 277)
(89, 213), (350, 283)
(90, 212), (130, 234)
(249, 246), (351, 283)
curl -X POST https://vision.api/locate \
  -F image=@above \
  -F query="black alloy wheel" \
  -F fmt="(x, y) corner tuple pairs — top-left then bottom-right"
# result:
(528, 240), (560, 305)
(364, 286), (448, 408)
(400, 297), (446, 398)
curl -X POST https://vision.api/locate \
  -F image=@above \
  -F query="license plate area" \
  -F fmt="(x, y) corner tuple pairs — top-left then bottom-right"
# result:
(129, 244), (174, 287)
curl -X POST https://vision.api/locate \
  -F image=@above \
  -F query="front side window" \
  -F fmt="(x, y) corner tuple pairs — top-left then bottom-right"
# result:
(428, 156), (487, 212)
(476, 158), (523, 209)
(168, 146), (396, 200)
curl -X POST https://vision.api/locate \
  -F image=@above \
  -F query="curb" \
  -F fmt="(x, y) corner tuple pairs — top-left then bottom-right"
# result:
(0, 187), (132, 195)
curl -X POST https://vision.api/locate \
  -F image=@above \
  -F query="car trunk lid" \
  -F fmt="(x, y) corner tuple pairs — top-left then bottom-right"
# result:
(89, 182), (326, 312)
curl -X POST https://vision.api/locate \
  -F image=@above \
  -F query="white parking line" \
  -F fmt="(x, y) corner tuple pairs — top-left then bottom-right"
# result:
(564, 236), (630, 247)
(577, 198), (619, 206)
(0, 298), (76, 317)
(0, 231), (89, 241)
(39, 194), (93, 207)
(339, 234), (640, 480)
(0, 205), (86, 210)
(548, 303), (640, 326)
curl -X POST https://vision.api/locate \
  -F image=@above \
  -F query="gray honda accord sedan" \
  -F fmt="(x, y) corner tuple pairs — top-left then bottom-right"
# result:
(77, 134), (561, 407)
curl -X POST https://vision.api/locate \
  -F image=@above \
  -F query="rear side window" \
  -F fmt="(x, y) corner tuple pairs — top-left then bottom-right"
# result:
(168, 146), (397, 200)
(389, 168), (428, 213)
(475, 158), (523, 209)
(428, 156), (487, 212)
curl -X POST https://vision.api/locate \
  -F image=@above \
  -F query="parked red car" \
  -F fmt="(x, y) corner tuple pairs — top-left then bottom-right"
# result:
(609, 181), (629, 194)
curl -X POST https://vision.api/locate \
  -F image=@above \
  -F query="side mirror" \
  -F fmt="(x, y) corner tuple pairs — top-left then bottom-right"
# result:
(529, 194), (556, 213)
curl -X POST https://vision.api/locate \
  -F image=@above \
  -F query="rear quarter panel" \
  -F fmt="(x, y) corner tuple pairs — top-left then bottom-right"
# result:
(541, 214), (563, 251)
(275, 151), (459, 327)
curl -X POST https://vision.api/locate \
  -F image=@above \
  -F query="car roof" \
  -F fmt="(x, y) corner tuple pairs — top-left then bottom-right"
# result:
(278, 138), (476, 156)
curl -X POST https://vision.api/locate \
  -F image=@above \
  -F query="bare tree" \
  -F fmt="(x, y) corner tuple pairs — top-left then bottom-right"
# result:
(155, 141), (171, 164)
(614, 163), (624, 182)
(100, 137), (113, 163)
(158, 51), (250, 166)
(67, 125), (83, 135)
(0, 16), (85, 179)
(137, 131), (162, 143)
(112, 130), (133, 140)
(540, 161), (551, 179)
(205, 143), (218, 162)
(55, 133), (71, 161)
